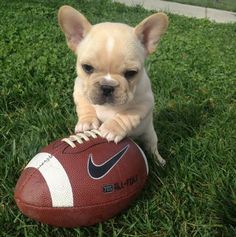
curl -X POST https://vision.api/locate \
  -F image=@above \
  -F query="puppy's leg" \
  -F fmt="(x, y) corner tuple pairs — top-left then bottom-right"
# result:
(74, 93), (100, 133)
(143, 122), (166, 166)
(99, 111), (141, 144)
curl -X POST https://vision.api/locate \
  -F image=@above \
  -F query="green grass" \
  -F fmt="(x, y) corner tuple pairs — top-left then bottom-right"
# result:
(0, 0), (236, 236)
(164, 0), (236, 12)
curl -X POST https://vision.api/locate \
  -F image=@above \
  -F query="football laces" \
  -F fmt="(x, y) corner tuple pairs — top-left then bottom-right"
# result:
(62, 130), (102, 148)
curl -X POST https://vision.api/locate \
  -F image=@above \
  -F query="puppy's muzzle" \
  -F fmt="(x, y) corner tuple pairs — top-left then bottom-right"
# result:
(101, 85), (114, 97)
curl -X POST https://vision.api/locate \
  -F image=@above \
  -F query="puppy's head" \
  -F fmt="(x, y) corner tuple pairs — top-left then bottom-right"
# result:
(58, 6), (168, 105)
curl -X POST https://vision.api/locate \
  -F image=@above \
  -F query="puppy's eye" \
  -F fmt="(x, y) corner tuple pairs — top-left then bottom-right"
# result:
(82, 64), (94, 74)
(124, 70), (138, 79)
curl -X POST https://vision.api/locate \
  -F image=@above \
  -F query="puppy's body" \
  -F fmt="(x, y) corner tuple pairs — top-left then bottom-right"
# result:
(58, 6), (168, 165)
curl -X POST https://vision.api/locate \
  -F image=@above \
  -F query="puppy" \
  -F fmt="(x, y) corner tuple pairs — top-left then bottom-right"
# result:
(58, 6), (168, 165)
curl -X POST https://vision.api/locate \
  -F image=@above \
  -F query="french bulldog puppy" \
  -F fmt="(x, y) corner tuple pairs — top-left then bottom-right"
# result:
(58, 6), (168, 165)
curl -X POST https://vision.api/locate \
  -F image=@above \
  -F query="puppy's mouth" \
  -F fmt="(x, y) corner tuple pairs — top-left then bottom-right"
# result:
(92, 95), (116, 105)
(88, 86), (129, 106)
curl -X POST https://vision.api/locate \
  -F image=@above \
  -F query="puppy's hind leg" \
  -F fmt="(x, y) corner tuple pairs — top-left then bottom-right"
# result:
(143, 122), (166, 166)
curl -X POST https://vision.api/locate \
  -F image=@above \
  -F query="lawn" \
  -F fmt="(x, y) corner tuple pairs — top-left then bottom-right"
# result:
(0, 0), (236, 236)
(164, 0), (236, 12)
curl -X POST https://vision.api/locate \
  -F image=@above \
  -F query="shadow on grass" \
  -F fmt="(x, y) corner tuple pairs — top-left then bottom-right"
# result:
(140, 100), (216, 191)
(214, 180), (236, 236)
(155, 100), (215, 159)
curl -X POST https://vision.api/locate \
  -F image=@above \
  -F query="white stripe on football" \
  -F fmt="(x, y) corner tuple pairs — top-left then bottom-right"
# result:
(26, 152), (74, 207)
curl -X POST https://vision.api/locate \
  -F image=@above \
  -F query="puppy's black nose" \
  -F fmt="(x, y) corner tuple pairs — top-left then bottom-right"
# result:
(101, 85), (114, 97)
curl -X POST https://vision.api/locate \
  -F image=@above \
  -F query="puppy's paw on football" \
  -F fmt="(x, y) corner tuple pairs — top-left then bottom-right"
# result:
(75, 117), (100, 133)
(99, 120), (126, 144)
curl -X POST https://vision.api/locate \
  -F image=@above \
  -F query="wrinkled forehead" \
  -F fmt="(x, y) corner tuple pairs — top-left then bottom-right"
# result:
(76, 23), (145, 73)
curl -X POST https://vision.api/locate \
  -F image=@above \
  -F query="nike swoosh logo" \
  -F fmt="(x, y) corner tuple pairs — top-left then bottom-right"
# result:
(87, 144), (129, 180)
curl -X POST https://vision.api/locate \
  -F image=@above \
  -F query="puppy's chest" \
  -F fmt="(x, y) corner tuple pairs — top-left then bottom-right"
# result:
(93, 105), (119, 122)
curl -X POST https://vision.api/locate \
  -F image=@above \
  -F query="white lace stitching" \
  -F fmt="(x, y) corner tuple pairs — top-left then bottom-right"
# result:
(61, 130), (102, 148)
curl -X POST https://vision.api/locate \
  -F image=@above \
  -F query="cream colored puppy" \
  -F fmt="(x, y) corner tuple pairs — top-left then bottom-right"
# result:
(58, 6), (168, 165)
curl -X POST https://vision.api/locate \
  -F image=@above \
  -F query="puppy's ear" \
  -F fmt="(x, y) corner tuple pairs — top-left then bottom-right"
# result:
(58, 6), (92, 53)
(134, 13), (168, 54)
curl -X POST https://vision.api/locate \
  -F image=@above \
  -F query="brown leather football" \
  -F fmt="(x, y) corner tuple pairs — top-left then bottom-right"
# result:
(14, 130), (148, 227)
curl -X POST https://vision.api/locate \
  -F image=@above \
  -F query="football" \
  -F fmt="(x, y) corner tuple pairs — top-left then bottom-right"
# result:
(14, 130), (148, 227)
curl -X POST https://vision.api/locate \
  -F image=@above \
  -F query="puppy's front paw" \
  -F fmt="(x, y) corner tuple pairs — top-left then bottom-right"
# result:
(75, 117), (100, 133)
(99, 120), (127, 144)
